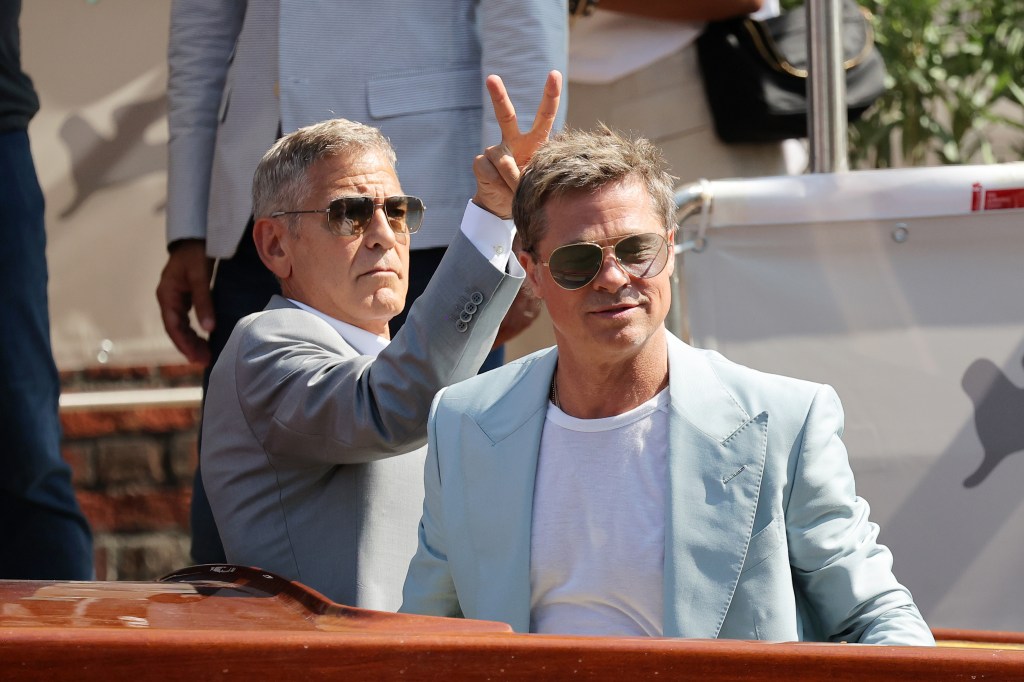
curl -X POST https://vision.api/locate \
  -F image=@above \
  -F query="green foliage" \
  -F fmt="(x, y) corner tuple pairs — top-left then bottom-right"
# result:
(780, 0), (1024, 167)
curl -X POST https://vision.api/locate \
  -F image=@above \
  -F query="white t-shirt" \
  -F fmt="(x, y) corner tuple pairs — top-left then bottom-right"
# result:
(529, 389), (671, 636)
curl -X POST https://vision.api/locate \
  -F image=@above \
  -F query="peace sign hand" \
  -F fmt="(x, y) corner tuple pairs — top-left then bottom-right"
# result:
(472, 70), (562, 219)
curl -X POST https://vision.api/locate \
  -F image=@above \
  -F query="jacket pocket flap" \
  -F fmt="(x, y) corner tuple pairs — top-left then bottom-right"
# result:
(368, 67), (482, 119)
(742, 515), (784, 574)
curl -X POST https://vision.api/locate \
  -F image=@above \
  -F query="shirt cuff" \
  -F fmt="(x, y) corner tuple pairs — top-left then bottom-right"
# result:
(459, 199), (516, 272)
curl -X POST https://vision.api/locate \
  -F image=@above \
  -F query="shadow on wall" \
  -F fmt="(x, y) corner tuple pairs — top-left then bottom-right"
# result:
(58, 93), (167, 219)
(961, 353), (1024, 487)
(879, 346), (1024, 625)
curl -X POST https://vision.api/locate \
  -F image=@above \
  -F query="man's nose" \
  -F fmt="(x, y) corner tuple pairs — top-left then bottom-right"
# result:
(362, 206), (400, 249)
(590, 247), (629, 291)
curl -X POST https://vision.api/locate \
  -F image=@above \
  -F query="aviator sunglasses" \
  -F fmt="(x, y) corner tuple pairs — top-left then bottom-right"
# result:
(539, 232), (671, 290)
(271, 195), (425, 237)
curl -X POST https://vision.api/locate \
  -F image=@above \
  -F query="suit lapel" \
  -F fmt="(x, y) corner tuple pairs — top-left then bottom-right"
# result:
(461, 350), (558, 633)
(662, 335), (768, 639)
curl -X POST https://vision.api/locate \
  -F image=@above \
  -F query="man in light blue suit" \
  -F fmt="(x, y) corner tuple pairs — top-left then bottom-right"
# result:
(401, 127), (935, 644)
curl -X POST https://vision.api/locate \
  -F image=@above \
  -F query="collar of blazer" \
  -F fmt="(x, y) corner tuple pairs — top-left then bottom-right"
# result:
(259, 295), (361, 358)
(468, 332), (757, 443)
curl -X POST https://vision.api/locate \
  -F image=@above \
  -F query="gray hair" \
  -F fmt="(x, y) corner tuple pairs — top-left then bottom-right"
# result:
(251, 118), (397, 221)
(511, 125), (676, 254)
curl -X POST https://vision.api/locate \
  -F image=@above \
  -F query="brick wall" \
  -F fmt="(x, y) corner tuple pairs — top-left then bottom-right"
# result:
(60, 364), (203, 581)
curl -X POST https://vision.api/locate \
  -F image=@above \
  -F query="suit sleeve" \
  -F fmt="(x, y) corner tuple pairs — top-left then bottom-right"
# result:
(786, 385), (935, 645)
(478, 0), (568, 148)
(166, 0), (244, 244)
(400, 390), (464, 617)
(235, 231), (523, 466)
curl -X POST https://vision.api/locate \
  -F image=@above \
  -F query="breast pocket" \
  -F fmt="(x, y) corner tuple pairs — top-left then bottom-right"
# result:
(367, 66), (482, 120)
(741, 515), (784, 575)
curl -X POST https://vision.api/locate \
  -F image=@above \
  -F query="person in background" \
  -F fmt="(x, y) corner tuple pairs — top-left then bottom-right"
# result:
(202, 73), (561, 609)
(0, 0), (93, 580)
(401, 125), (933, 645)
(567, 0), (805, 179)
(156, 0), (568, 564)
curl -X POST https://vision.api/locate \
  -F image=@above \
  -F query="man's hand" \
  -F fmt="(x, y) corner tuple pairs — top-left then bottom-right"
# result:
(156, 239), (215, 365)
(473, 70), (562, 218)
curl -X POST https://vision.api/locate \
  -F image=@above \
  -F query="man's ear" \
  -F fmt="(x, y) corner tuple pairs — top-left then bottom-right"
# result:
(519, 250), (544, 297)
(253, 217), (293, 280)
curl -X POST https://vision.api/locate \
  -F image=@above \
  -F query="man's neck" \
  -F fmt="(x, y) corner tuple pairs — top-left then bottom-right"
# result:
(552, 329), (670, 420)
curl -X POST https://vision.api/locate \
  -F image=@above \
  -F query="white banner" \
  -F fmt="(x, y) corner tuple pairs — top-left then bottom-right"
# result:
(680, 163), (1024, 631)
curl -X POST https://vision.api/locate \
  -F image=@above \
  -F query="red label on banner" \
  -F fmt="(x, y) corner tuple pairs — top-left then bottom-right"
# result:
(983, 188), (1024, 210)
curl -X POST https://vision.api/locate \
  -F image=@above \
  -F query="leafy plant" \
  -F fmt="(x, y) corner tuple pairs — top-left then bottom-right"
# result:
(782, 0), (1024, 167)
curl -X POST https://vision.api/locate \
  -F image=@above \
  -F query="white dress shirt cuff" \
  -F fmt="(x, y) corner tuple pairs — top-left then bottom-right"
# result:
(460, 200), (516, 272)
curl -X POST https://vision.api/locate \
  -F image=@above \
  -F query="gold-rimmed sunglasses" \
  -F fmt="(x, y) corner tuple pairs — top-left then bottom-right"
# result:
(539, 232), (671, 290)
(271, 195), (425, 237)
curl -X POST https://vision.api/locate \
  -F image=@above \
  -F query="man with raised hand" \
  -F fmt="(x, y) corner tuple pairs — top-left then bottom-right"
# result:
(402, 125), (934, 644)
(201, 73), (560, 610)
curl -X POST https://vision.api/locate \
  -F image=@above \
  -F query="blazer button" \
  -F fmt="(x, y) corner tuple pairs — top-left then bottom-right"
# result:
(460, 310), (473, 322)
(469, 291), (484, 306)
(455, 319), (469, 333)
(462, 301), (478, 315)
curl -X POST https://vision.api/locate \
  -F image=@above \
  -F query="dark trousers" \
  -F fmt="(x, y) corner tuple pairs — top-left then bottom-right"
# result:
(0, 130), (94, 579)
(190, 231), (502, 563)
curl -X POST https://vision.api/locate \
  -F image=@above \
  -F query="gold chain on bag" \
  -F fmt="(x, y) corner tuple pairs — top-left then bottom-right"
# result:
(743, 5), (876, 78)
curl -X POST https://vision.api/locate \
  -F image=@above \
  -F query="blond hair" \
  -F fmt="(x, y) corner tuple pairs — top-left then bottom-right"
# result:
(512, 125), (676, 254)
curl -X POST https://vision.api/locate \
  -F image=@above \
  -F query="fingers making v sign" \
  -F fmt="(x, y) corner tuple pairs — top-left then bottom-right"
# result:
(472, 70), (563, 219)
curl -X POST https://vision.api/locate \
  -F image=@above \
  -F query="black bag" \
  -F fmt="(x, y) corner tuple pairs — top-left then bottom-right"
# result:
(696, 0), (887, 144)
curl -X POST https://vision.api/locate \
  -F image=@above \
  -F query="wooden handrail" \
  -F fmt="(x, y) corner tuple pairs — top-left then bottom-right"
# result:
(1, 566), (1021, 680)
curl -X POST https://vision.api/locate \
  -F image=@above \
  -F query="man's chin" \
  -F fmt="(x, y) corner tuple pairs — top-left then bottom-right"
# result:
(583, 317), (664, 351)
(370, 289), (407, 317)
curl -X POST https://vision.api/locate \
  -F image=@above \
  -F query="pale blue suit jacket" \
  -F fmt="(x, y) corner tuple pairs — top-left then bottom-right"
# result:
(402, 332), (935, 644)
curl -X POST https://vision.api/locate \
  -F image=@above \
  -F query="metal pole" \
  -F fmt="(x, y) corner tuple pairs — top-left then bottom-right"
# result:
(667, 182), (712, 342)
(807, 0), (849, 173)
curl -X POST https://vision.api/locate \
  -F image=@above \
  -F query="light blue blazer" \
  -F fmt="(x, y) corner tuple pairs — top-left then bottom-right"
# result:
(402, 332), (935, 645)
